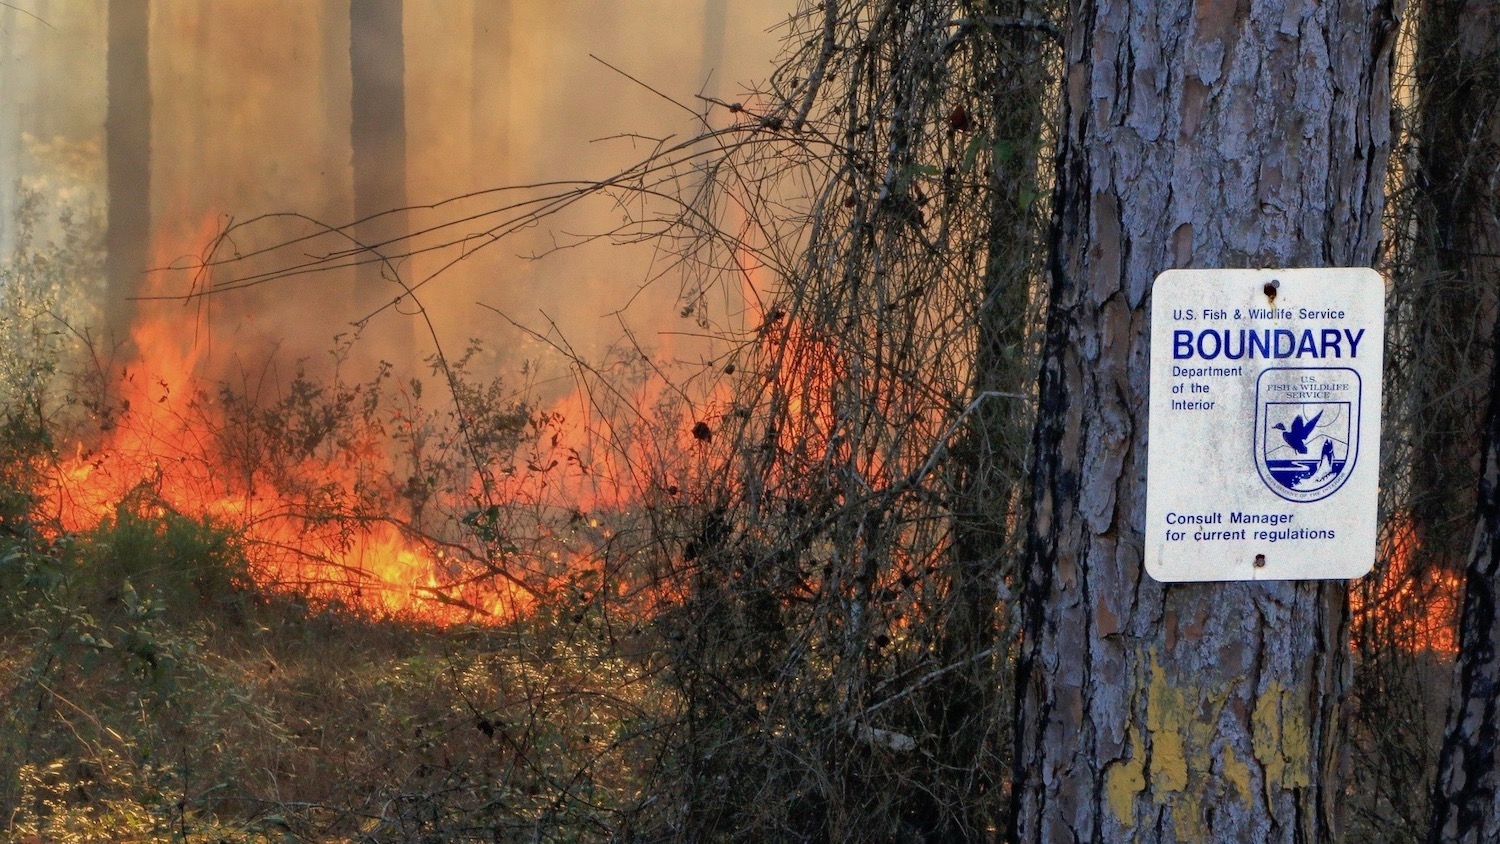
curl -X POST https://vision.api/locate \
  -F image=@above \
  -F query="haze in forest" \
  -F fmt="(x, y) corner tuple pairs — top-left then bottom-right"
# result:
(0, 0), (787, 394)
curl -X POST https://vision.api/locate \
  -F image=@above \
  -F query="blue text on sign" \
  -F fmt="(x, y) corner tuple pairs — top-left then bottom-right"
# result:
(1172, 328), (1366, 361)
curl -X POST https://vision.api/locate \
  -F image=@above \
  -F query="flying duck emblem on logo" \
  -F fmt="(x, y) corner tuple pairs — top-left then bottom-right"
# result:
(1254, 367), (1361, 503)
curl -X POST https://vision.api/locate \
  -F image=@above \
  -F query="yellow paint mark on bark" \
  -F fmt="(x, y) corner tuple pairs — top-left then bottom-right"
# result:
(1252, 680), (1312, 800)
(1106, 725), (1146, 828)
(1174, 792), (1207, 842)
(1222, 744), (1253, 802)
(1110, 655), (1261, 831)
(1146, 660), (1189, 792)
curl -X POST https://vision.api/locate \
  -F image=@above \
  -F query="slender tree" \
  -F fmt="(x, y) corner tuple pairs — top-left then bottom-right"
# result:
(470, 0), (510, 186)
(349, 0), (408, 310)
(1425, 5), (1500, 841)
(697, 0), (727, 101)
(1340, 1), (1500, 839)
(105, 0), (151, 355)
(917, 4), (1055, 838)
(1397, 0), (1500, 618)
(1011, 0), (1395, 840)
(1432, 309), (1500, 841)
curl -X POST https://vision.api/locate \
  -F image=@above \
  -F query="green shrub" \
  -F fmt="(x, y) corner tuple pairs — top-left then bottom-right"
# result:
(82, 491), (254, 624)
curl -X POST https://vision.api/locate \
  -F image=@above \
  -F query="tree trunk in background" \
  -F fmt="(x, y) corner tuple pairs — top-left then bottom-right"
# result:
(320, 0), (352, 216)
(470, 0), (510, 185)
(1399, 0), (1500, 613)
(917, 5), (1054, 839)
(105, 0), (151, 357)
(1425, 6), (1500, 841)
(349, 0), (408, 315)
(697, 0), (727, 102)
(1432, 336), (1500, 840)
(1010, 0), (1394, 839)
(1346, 3), (1500, 838)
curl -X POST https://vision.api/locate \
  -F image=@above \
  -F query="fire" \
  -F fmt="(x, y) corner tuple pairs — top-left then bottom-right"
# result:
(39, 218), (551, 623)
(35, 216), (732, 625)
(1352, 513), (1463, 656)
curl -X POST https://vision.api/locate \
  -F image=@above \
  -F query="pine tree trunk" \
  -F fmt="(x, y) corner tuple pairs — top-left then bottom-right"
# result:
(469, 0), (510, 186)
(1432, 335), (1500, 841)
(1399, 0), (1500, 612)
(106, 0), (151, 355)
(1010, 0), (1395, 839)
(349, 0), (408, 308)
(1425, 5), (1500, 841)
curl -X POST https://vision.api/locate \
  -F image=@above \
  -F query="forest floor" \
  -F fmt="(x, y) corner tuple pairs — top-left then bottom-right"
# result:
(0, 507), (662, 842)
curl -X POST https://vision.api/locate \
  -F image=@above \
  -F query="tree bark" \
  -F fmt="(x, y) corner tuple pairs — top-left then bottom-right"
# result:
(105, 0), (152, 356)
(349, 0), (408, 310)
(1010, 0), (1394, 840)
(1432, 330), (1500, 841)
(1425, 4), (1500, 841)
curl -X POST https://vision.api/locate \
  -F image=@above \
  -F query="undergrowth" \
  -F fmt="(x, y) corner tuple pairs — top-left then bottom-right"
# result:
(0, 205), (681, 842)
(0, 504), (670, 841)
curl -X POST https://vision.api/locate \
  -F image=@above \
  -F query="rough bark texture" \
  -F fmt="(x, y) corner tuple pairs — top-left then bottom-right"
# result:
(1011, 0), (1394, 840)
(1432, 342), (1500, 841)
(1426, 4), (1500, 841)
(105, 0), (151, 354)
(350, 0), (408, 303)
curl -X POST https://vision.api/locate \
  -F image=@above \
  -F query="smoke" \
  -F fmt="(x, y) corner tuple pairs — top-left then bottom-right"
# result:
(0, 1), (107, 260)
(3, 0), (788, 396)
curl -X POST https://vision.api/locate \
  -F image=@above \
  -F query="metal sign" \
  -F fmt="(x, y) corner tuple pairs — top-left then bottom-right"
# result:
(1144, 268), (1384, 581)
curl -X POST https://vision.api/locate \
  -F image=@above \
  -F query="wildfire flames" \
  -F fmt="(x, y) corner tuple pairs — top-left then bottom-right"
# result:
(46, 328), (528, 624)
(41, 217), (1461, 653)
(1354, 514), (1463, 656)
(39, 223), (537, 623)
(34, 219), (743, 626)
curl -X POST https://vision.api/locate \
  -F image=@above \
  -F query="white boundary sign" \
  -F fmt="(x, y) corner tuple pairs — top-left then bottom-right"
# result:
(1144, 268), (1384, 581)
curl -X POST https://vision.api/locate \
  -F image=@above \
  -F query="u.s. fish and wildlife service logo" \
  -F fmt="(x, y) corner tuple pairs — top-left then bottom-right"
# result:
(1254, 367), (1362, 503)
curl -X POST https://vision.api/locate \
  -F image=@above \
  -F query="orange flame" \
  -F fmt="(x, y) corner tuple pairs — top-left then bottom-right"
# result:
(1353, 513), (1462, 656)
(37, 216), (729, 625)
(41, 217), (544, 623)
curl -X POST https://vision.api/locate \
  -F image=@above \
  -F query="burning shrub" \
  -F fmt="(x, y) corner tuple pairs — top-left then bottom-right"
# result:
(36, 323), (545, 623)
(81, 490), (254, 623)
